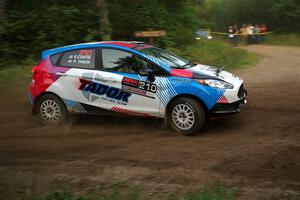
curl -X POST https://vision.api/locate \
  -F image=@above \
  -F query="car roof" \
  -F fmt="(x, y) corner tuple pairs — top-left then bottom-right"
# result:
(42, 41), (148, 59)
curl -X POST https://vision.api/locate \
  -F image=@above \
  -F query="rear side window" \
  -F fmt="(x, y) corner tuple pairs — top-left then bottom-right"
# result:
(50, 53), (61, 66)
(60, 49), (96, 69)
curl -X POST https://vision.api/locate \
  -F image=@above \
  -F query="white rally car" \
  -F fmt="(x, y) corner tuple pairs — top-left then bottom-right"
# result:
(29, 41), (247, 135)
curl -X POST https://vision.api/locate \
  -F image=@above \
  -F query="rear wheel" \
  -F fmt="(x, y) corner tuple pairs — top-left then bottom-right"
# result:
(37, 94), (67, 126)
(168, 97), (205, 136)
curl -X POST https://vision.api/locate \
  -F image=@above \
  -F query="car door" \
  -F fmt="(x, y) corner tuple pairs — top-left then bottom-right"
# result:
(100, 48), (161, 117)
(48, 48), (102, 113)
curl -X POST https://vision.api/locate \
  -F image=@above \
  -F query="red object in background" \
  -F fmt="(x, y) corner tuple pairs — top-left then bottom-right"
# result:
(260, 24), (268, 33)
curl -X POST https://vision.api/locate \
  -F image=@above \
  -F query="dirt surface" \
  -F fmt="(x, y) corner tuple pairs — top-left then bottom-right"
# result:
(0, 45), (299, 199)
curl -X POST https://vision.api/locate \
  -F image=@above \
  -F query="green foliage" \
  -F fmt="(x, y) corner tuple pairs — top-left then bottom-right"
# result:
(0, 58), (33, 91)
(169, 38), (260, 71)
(0, 0), (299, 67)
(168, 181), (238, 200)
(198, 0), (300, 32)
(107, 0), (200, 48)
(0, 0), (201, 65)
(265, 34), (300, 47)
(0, 0), (100, 63)
(19, 181), (237, 200)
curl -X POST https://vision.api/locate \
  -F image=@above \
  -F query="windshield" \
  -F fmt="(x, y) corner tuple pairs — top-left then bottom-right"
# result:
(138, 47), (194, 69)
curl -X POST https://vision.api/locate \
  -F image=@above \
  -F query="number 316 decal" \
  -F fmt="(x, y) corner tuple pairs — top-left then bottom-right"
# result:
(139, 81), (157, 93)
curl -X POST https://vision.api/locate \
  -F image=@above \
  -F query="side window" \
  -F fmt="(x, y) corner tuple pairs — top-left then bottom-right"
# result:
(102, 49), (147, 73)
(50, 53), (61, 66)
(60, 49), (96, 69)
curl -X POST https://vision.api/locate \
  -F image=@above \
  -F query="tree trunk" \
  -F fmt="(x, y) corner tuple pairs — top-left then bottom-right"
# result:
(0, 0), (5, 33)
(97, 0), (111, 41)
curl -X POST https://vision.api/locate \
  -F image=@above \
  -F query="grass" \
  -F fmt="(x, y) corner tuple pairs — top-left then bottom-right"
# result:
(264, 34), (300, 47)
(170, 38), (260, 72)
(0, 59), (34, 91)
(19, 181), (238, 200)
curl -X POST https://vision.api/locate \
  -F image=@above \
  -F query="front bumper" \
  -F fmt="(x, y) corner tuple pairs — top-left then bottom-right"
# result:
(210, 84), (248, 118)
(210, 98), (247, 115)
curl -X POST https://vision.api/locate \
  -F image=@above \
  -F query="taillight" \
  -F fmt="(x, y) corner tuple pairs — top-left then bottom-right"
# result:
(32, 66), (39, 75)
(32, 59), (45, 75)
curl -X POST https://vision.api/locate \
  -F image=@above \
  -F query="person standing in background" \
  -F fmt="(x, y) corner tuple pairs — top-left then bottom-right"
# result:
(246, 24), (254, 44)
(240, 24), (248, 45)
(260, 23), (268, 42)
(254, 24), (261, 43)
(228, 25), (236, 46)
(233, 24), (240, 46)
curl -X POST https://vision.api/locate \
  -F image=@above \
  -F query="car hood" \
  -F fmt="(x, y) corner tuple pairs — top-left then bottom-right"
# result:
(189, 64), (243, 85)
(170, 64), (243, 88)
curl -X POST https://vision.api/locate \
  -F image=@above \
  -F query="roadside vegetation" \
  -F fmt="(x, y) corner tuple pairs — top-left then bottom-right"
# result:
(0, 59), (33, 91)
(265, 34), (300, 47)
(171, 39), (260, 71)
(20, 181), (238, 200)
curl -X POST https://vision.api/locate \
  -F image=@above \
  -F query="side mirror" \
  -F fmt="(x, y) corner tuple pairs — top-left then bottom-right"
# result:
(139, 69), (155, 82)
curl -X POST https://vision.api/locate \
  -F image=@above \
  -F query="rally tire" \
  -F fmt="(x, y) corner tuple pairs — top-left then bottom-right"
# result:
(168, 97), (205, 136)
(37, 94), (67, 126)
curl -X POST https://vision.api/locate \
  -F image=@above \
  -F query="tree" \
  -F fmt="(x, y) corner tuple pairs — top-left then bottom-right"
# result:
(97, 0), (111, 41)
(0, 0), (5, 35)
(198, 0), (300, 32)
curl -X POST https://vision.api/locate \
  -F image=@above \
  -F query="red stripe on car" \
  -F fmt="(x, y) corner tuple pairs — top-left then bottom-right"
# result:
(111, 107), (151, 117)
(170, 69), (193, 78)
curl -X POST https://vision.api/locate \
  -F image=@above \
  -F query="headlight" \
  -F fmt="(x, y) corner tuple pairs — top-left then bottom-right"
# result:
(196, 79), (234, 89)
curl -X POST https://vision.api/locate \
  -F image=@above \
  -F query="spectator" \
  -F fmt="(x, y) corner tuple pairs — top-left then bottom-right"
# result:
(240, 24), (248, 45)
(246, 24), (255, 44)
(228, 25), (237, 46)
(260, 23), (268, 33)
(233, 24), (240, 45)
(259, 23), (268, 42)
(254, 24), (261, 43)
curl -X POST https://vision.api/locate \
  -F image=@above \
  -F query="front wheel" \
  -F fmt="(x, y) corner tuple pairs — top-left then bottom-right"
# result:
(37, 94), (67, 126)
(168, 97), (206, 136)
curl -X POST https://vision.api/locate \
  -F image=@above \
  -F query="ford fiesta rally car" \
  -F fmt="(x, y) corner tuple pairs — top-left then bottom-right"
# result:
(29, 41), (247, 135)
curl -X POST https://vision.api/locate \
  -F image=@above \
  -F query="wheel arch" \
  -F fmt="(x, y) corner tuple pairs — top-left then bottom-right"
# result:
(166, 94), (209, 117)
(32, 92), (66, 115)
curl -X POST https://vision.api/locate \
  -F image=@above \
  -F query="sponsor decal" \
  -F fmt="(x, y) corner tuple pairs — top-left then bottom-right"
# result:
(79, 78), (132, 104)
(122, 77), (139, 88)
(121, 77), (157, 99)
